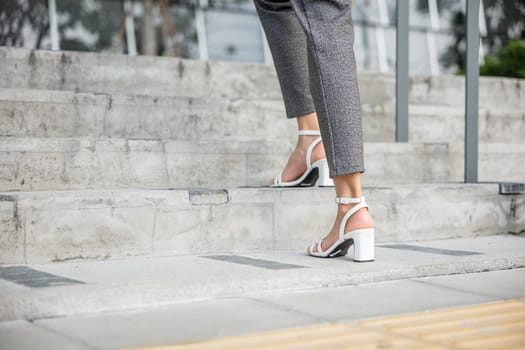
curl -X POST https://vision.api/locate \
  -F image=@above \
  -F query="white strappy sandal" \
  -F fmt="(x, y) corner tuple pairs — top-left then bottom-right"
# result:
(308, 196), (375, 261)
(271, 130), (334, 187)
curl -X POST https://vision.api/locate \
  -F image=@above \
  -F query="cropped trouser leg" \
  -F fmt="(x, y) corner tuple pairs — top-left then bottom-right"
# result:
(254, 0), (364, 177)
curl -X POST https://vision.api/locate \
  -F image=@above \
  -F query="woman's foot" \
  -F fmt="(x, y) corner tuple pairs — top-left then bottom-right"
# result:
(307, 202), (374, 254)
(269, 133), (327, 185)
(313, 172), (374, 252)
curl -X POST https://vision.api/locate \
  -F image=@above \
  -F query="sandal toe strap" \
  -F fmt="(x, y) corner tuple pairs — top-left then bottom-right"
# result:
(273, 172), (283, 186)
(316, 240), (325, 255)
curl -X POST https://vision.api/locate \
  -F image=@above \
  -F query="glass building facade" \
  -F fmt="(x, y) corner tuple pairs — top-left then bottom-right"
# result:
(1, 0), (523, 75)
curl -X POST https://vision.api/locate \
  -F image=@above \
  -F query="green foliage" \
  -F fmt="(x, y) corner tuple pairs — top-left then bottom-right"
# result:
(480, 40), (525, 78)
(440, 1), (525, 74)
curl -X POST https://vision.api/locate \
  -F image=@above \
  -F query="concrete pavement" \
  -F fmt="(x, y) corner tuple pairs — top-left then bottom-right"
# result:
(0, 234), (525, 349)
(0, 266), (524, 349)
(1, 234), (524, 322)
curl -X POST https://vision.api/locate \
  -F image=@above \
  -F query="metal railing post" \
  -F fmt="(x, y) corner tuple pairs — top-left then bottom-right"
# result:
(465, 0), (480, 183)
(48, 0), (60, 50)
(395, 0), (409, 142)
(124, 0), (137, 56)
(196, 0), (209, 60)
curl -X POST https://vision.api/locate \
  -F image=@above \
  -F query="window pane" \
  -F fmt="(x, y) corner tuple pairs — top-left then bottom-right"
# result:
(435, 32), (457, 74)
(410, 30), (430, 74)
(436, 0), (464, 30)
(354, 24), (379, 72)
(169, 6), (198, 59)
(384, 27), (396, 72)
(205, 10), (264, 63)
(209, 0), (255, 11)
(352, 0), (380, 23)
(410, 0), (431, 28)
(385, 0), (397, 25)
(127, 1), (198, 58)
(56, 0), (124, 53)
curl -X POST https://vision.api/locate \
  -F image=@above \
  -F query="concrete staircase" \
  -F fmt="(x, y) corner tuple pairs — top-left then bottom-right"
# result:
(0, 47), (524, 264)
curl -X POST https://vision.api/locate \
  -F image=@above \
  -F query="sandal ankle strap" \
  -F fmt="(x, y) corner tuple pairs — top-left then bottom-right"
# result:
(338, 199), (369, 238)
(306, 137), (322, 169)
(298, 130), (321, 136)
(335, 196), (365, 204)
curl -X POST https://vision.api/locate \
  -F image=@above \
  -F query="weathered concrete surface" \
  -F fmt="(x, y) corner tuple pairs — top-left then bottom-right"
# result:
(409, 74), (525, 112)
(0, 194), (24, 264)
(1, 48), (523, 147)
(0, 47), (282, 100)
(0, 88), (294, 141)
(1, 48), (524, 113)
(1, 48), (523, 192)
(1, 137), (523, 191)
(0, 185), (522, 264)
(1, 87), (524, 143)
(367, 104), (525, 143)
(0, 269), (524, 349)
(0, 236), (523, 322)
(30, 269), (525, 350)
(0, 320), (91, 350)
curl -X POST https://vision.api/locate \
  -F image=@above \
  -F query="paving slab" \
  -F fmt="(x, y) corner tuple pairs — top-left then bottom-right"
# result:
(0, 320), (92, 350)
(251, 279), (496, 323)
(0, 235), (524, 322)
(122, 297), (525, 350)
(2, 269), (521, 350)
(37, 298), (319, 350)
(415, 268), (525, 300)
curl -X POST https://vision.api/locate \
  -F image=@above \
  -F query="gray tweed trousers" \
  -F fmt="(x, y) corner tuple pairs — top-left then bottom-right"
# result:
(254, 0), (364, 177)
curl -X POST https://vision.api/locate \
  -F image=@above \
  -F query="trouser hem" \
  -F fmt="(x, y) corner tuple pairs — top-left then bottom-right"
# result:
(286, 108), (317, 119)
(330, 166), (365, 178)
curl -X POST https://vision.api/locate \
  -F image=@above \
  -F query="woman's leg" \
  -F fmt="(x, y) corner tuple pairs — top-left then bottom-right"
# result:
(288, 0), (364, 177)
(254, 0), (326, 183)
(255, 0), (373, 252)
(254, 0), (315, 119)
(286, 0), (373, 252)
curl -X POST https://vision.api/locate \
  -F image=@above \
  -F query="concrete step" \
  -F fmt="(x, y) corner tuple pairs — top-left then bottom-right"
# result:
(0, 236), (524, 322)
(367, 104), (525, 143)
(0, 47), (282, 100)
(0, 87), (295, 141)
(1, 47), (524, 113)
(1, 136), (524, 191)
(1, 88), (524, 144)
(1, 184), (523, 264)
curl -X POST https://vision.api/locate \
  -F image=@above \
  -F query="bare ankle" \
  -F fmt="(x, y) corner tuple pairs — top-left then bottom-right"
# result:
(342, 207), (374, 231)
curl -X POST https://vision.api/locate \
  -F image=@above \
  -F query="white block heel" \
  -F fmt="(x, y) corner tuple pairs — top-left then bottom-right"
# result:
(271, 130), (334, 188)
(314, 159), (334, 187)
(308, 196), (375, 261)
(346, 228), (375, 262)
